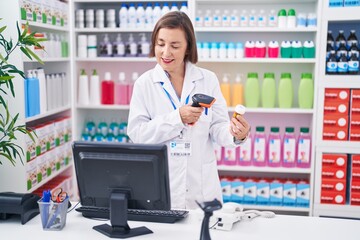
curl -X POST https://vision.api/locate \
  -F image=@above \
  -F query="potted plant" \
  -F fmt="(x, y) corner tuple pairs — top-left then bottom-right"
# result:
(0, 20), (45, 166)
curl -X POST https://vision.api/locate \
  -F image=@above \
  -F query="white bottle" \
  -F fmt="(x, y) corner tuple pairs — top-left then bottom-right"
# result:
(35, 68), (47, 114)
(278, 9), (287, 28)
(287, 9), (296, 28)
(138, 33), (150, 57)
(78, 69), (89, 105)
(204, 9), (213, 27)
(236, 42), (244, 58)
(113, 33), (125, 57)
(85, 9), (94, 28)
(89, 69), (101, 105)
(249, 9), (257, 27)
(180, 2), (188, 15)
(257, 9), (267, 27)
(230, 10), (239, 27)
(152, 3), (162, 26)
(222, 10), (230, 27)
(106, 9), (116, 28)
(161, 3), (170, 16)
(227, 42), (236, 59)
(127, 33), (137, 56)
(55, 34), (61, 58)
(195, 10), (204, 27)
(99, 34), (112, 57)
(210, 42), (219, 59)
(119, 3), (128, 29)
(170, 3), (178, 12)
(202, 42), (210, 59)
(213, 10), (222, 27)
(95, 9), (105, 28)
(145, 3), (153, 29)
(268, 9), (277, 27)
(240, 10), (248, 27)
(136, 3), (146, 29)
(219, 42), (227, 59)
(128, 3), (136, 28)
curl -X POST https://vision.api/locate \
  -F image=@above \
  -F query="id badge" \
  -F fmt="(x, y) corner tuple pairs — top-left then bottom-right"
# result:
(169, 141), (192, 157)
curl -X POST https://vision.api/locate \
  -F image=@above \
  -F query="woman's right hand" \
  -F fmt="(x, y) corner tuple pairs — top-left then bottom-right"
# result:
(179, 105), (204, 124)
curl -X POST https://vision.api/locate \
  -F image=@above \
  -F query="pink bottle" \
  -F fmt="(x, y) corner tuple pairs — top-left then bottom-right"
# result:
(237, 133), (252, 166)
(128, 72), (138, 104)
(267, 127), (281, 167)
(255, 40), (266, 58)
(252, 126), (267, 167)
(282, 127), (296, 167)
(296, 127), (311, 168)
(114, 72), (128, 105)
(101, 72), (114, 104)
(268, 40), (279, 58)
(223, 147), (237, 165)
(245, 40), (255, 58)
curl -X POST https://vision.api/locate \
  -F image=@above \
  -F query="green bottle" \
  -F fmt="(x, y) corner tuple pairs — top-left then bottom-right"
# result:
(261, 72), (276, 108)
(278, 73), (293, 108)
(298, 73), (314, 109)
(245, 72), (260, 108)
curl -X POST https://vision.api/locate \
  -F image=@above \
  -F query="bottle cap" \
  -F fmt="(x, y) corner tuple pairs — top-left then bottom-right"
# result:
(300, 127), (309, 133)
(281, 72), (291, 79)
(247, 72), (258, 78)
(270, 127), (279, 132)
(81, 69), (86, 75)
(301, 73), (312, 79)
(256, 126), (265, 132)
(288, 9), (296, 16)
(285, 127), (294, 133)
(264, 72), (275, 79)
(119, 72), (126, 82)
(92, 69), (97, 75)
(104, 72), (111, 80)
(278, 9), (287, 17)
(234, 105), (246, 115)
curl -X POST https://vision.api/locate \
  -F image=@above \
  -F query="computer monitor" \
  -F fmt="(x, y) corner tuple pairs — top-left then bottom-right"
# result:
(72, 141), (170, 238)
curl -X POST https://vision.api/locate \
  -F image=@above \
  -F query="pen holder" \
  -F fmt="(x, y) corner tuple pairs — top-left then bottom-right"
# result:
(38, 197), (69, 231)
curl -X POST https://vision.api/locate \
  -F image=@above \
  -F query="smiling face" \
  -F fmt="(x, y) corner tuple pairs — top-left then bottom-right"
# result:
(155, 28), (188, 75)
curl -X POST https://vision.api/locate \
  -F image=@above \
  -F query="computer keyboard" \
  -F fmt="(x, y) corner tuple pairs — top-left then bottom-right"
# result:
(75, 206), (189, 224)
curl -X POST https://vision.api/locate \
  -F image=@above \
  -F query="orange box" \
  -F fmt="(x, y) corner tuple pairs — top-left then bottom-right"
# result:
(322, 166), (347, 180)
(324, 88), (350, 102)
(350, 101), (360, 116)
(322, 125), (348, 141)
(350, 192), (360, 206)
(322, 153), (347, 169)
(351, 89), (360, 101)
(324, 101), (349, 115)
(352, 155), (360, 168)
(351, 180), (360, 193)
(349, 128), (360, 141)
(323, 114), (349, 128)
(351, 167), (360, 182)
(320, 190), (346, 204)
(321, 178), (347, 193)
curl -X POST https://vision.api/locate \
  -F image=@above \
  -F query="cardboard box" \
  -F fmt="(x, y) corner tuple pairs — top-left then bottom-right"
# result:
(322, 153), (347, 168)
(231, 178), (244, 203)
(321, 178), (346, 193)
(324, 101), (349, 115)
(322, 166), (347, 180)
(243, 179), (257, 204)
(283, 180), (296, 206)
(220, 177), (232, 202)
(270, 180), (283, 205)
(322, 125), (348, 141)
(324, 89), (350, 102)
(352, 155), (360, 168)
(256, 180), (270, 205)
(320, 190), (346, 204)
(350, 192), (360, 206)
(296, 180), (310, 207)
(323, 114), (348, 128)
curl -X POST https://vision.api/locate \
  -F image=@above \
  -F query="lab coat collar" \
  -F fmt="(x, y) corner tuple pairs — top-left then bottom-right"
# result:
(153, 62), (203, 106)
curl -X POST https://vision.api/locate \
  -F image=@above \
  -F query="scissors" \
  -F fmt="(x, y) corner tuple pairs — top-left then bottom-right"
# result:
(51, 188), (68, 203)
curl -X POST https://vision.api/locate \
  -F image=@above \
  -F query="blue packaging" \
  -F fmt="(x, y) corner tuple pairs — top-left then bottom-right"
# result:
(283, 181), (296, 206)
(220, 178), (232, 202)
(344, 0), (360, 6)
(243, 179), (257, 204)
(256, 180), (270, 205)
(24, 78), (29, 118)
(296, 181), (310, 207)
(27, 71), (40, 117)
(329, 0), (344, 7)
(231, 178), (244, 203)
(270, 181), (283, 205)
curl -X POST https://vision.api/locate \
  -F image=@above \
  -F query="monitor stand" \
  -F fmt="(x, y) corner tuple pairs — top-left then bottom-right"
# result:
(93, 192), (153, 238)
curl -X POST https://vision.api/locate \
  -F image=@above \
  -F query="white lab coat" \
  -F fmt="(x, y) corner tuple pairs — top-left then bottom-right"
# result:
(128, 62), (238, 209)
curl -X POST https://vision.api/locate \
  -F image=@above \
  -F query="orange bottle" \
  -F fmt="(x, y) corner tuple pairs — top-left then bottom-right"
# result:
(231, 73), (244, 106)
(220, 73), (231, 106)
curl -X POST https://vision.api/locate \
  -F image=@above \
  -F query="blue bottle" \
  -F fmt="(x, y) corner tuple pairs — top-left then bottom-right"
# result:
(26, 70), (40, 117)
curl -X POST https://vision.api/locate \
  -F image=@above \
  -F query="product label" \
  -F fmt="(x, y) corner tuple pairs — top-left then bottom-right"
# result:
(326, 61), (337, 72)
(224, 147), (236, 163)
(253, 137), (265, 162)
(268, 138), (281, 163)
(297, 139), (310, 163)
(283, 138), (296, 163)
(337, 61), (348, 73)
(240, 137), (252, 162)
(348, 60), (359, 72)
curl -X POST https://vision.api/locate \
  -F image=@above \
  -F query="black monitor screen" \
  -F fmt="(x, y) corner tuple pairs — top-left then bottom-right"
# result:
(72, 141), (171, 238)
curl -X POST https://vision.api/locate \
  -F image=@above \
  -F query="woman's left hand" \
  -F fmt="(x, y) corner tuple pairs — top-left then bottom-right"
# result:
(230, 114), (251, 141)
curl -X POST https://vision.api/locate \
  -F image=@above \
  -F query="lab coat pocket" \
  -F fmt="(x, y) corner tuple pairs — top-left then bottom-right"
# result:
(199, 108), (212, 123)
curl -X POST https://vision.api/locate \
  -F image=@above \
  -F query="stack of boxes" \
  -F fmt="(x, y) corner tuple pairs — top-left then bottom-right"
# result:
(320, 154), (347, 204)
(350, 155), (360, 205)
(350, 89), (360, 141)
(220, 177), (310, 207)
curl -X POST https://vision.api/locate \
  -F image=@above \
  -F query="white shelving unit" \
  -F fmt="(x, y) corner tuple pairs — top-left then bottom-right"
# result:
(312, 1), (360, 218)
(0, 1), (73, 194)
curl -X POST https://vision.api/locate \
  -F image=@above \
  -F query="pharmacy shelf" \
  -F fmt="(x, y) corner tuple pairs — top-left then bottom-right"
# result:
(195, 0), (316, 3)
(75, 57), (155, 62)
(25, 106), (71, 123)
(318, 75), (360, 89)
(322, 6), (360, 22)
(74, 0), (176, 2)
(199, 58), (316, 63)
(227, 107), (314, 114)
(21, 20), (69, 32)
(77, 104), (130, 110)
(242, 204), (310, 213)
(218, 165), (311, 174)
(23, 57), (70, 63)
(313, 204), (360, 219)
(195, 27), (318, 33)
(75, 28), (153, 33)
(27, 162), (73, 193)
(316, 143), (360, 154)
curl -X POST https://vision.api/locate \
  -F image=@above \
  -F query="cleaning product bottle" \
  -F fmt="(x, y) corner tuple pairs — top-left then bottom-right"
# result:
(119, 3), (128, 29)
(114, 72), (128, 105)
(89, 69), (101, 105)
(282, 127), (296, 168)
(298, 73), (314, 109)
(245, 72), (260, 108)
(326, 50), (337, 74)
(97, 120), (108, 137)
(138, 33), (150, 57)
(101, 72), (114, 104)
(267, 127), (281, 167)
(296, 127), (311, 168)
(253, 126), (266, 167)
(128, 3), (136, 28)
(268, 40), (279, 58)
(113, 33), (125, 57)
(238, 133), (252, 166)
(126, 33), (137, 57)
(152, 2), (162, 25)
(78, 69), (89, 105)
(145, 3), (153, 29)
(261, 72), (276, 108)
(99, 34), (112, 57)
(220, 73), (231, 106)
(161, 2), (170, 16)
(26, 70), (40, 117)
(36, 68), (47, 114)
(231, 74), (244, 106)
(136, 3), (146, 29)
(109, 120), (119, 137)
(278, 73), (293, 108)
(128, 72), (138, 103)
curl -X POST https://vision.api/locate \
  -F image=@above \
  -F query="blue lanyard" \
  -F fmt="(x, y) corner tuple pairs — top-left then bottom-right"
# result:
(161, 82), (190, 110)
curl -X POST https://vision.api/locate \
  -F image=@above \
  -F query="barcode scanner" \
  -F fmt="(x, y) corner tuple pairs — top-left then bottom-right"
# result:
(191, 94), (216, 108)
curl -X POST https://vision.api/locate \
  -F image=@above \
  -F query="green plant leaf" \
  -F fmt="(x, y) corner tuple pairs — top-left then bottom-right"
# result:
(6, 113), (19, 133)
(0, 153), (15, 166)
(20, 22), (29, 39)
(25, 46), (43, 64)
(20, 46), (32, 60)
(16, 21), (20, 39)
(0, 75), (14, 80)
(0, 25), (6, 34)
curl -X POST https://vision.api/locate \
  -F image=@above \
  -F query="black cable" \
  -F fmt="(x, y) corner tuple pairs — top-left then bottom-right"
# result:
(67, 201), (81, 213)
(209, 219), (220, 229)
